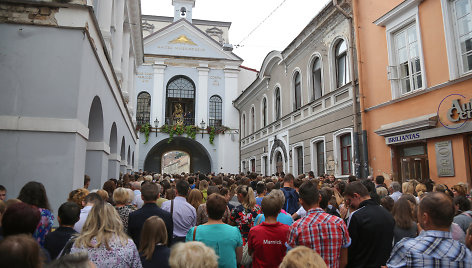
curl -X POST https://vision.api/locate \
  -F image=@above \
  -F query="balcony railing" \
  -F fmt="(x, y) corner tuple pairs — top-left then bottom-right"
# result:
(165, 117), (195, 126)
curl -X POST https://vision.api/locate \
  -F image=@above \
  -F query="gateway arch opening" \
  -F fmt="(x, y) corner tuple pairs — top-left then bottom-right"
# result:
(162, 151), (190, 174)
(144, 137), (211, 174)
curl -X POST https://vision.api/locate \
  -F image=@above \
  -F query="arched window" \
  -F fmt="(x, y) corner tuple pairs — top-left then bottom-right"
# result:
(262, 97), (267, 127)
(275, 87), (281, 120)
(166, 76), (195, 125)
(209, 95), (222, 127)
(251, 107), (255, 133)
(136, 92), (151, 126)
(294, 72), (301, 110)
(312, 57), (322, 100)
(335, 40), (350, 88)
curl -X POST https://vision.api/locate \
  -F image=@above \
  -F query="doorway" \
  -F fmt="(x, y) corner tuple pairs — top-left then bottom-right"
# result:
(276, 152), (283, 174)
(396, 143), (429, 183)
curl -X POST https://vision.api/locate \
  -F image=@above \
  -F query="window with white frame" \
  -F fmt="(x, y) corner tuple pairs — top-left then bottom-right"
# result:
(340, 134), (352, 175)
(393, 24), (423, 94)
(293, 145), (304, 176)
(335, 40), (350, 88)
(209, 95), (222, 127)
(316, 141), (325, 176)
(262, 155), (268, 176)
(333, 129), (353, 177)
(375, 0), (425, 99)
(251, 106), (255, 133)
(250, 158), (256, 173)
(241, 114), (246, 137)
(294, 72), (302, 110)
(452, 0), (472, 73)
(312, 57), (323, 101)
(275, 87), (281, 120)
(136, 92), (151, 126)
(262, 97), (267, 128)
(242, 160), (246, 173)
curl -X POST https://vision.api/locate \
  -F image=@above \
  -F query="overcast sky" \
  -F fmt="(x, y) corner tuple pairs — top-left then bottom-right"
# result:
(141, 0), (331, 70)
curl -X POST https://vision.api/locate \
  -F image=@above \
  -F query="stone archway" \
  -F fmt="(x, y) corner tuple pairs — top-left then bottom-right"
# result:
(144, 137), (211, 174)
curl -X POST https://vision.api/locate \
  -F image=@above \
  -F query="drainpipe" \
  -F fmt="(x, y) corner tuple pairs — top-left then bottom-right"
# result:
(333, 0), (362, 178)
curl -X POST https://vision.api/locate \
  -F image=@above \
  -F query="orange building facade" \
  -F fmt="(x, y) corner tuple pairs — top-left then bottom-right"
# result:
(353, 0), (472, 187)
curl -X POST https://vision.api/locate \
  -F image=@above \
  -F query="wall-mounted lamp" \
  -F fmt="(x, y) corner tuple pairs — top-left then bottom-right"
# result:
(200, 119), (206, 138)
(154, 118), (159, 137)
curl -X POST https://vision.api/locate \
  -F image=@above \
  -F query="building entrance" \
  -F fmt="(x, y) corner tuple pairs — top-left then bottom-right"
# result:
(395, 143), (429, 183)
(144, 137), (211, 174)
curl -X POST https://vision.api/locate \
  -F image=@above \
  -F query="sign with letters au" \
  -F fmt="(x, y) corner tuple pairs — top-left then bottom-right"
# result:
(435, 140), (455, 177)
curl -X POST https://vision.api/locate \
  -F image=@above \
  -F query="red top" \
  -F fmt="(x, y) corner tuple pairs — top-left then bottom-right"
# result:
(247, 221), (290, 268)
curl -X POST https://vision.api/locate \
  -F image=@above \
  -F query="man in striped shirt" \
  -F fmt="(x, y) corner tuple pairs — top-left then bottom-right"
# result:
(287, 181), (351, 268)
(387, 192), (472, 268)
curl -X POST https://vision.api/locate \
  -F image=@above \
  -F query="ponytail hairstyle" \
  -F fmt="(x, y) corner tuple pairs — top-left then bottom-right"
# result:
(237, 185), (256, 210)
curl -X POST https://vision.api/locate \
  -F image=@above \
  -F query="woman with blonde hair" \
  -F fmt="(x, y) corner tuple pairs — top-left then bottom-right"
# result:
(169, 241), (218, 268)
(70, 202), (142, 268)
(452, 183), (468, 197)
(114, 187), (136, 233)
(187, 188), (203, 211)
(279, 246), (327, 268)
(229, 185), (262, 242)
(139, 216), (170, 268)
(199, 180), (209, 202)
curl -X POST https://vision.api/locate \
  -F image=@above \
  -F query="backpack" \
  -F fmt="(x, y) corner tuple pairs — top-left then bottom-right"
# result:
(281, 187), (300, 214)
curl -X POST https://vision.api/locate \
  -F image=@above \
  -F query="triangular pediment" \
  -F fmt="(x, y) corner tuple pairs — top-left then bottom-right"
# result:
(143, 19), (242, 61)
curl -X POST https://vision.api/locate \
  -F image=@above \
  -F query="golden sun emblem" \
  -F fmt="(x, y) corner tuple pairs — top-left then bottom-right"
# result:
(169, 35), (197, 46)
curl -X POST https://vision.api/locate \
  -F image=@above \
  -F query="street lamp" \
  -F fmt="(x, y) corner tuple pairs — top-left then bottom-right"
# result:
(200, 119), (206, 138)
(154, 118), (159, 137)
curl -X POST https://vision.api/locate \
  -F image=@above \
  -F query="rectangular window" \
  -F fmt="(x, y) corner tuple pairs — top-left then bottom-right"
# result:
(294, 73), (302, 110)
(453, 0), (472, 73)
(340, 134), (352, 175)
(316, 141), (325, 176)
(262, 156), (268, 176)
(394, 24), (422, 94)
(296, 147), (303, 175)
(251, 159), (256, 173)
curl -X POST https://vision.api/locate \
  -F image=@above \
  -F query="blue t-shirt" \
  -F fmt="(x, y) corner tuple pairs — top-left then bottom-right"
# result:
(254, 212), (293, 226)
(186, 224), (243, 268)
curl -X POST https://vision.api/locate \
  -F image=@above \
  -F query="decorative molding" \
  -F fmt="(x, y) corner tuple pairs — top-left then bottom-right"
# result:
(269, 138), (288, 164)
(374, 0), (422, 27)
(0, 116), (89, 139)
(86, 141), (111, 154)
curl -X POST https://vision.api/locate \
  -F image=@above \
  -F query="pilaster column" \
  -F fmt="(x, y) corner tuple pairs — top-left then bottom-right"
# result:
(223, 67), (240, 128)
(152, 63), (167, 126)
(197, 65), (210, 125)
(121, 28), (131, 97)
(112, 0), (125, 79)
(97, 0), (113, 53)
(128, 55), (135, 117)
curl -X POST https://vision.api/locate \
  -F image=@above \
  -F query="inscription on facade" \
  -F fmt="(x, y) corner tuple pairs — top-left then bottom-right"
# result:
(156, 45), (205, 52)
(435, 140), (455, 177)
(137, 72), (153, 83)
(210, 76), (221, 86)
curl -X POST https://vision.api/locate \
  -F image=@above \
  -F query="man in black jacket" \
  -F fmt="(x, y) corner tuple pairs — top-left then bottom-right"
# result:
(343, 181), (394, 268)
(44, 202), (80, 259)
(128, 182), (173, 247)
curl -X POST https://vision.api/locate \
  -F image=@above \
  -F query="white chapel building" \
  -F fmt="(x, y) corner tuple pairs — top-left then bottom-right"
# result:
(135, 0), (256, 174)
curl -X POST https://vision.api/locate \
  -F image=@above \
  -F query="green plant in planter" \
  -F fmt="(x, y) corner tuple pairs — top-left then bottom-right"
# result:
(185, 125), (197, 139)
(208, 126), (216, 144)
(139, 123), (151, 144)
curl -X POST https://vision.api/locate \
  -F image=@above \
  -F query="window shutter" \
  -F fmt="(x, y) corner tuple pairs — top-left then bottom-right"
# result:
(387, 65), (399, 80)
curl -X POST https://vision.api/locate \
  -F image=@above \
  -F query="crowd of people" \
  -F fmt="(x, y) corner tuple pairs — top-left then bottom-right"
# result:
(0, 171), (471, 268)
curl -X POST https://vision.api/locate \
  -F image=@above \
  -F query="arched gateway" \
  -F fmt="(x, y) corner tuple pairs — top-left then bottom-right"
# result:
(144, 137), (211, 174)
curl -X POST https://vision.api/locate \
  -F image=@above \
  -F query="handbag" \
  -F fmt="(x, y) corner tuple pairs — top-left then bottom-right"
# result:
(241, 242), (252, 267)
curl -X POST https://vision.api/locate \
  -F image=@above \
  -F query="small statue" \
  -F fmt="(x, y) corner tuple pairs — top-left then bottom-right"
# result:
(173, 103), (184, 125)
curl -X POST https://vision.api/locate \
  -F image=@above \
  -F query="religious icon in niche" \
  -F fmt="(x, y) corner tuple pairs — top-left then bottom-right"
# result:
(173, 103), (184, 125)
